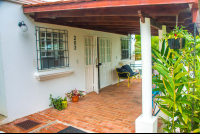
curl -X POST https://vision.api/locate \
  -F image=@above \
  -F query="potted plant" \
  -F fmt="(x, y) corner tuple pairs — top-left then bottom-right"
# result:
(65, 88), (85, 102)
(166, 26), (187, 49)
(49, 94), (67, 111)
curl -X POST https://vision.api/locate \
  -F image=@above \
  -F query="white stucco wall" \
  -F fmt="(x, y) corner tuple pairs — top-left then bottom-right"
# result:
(0, 16), (8, 117)
(0, 1), (127, 124)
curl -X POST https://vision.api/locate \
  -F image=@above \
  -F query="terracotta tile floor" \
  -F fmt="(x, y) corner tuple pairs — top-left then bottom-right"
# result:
(0, 80), (163, 133)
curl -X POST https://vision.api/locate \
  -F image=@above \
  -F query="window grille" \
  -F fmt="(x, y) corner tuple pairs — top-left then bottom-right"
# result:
(121, 38), (131, 60)
(36, 27), (68, 70)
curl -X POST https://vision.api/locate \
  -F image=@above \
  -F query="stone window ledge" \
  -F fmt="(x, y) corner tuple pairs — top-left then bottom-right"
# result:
(34, 68), (74, 81)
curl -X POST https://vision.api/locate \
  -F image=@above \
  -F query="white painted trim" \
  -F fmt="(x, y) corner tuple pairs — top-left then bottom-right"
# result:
(119, 60), (133, 65)
(34, 68), (74, 81)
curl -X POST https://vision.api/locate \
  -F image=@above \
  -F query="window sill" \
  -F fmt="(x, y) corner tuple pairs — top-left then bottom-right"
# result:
(34, 68), (74, 81)
(119, 60), (133, 65)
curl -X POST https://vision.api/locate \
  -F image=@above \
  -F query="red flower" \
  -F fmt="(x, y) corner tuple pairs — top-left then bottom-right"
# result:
(175, 34), (177, 37)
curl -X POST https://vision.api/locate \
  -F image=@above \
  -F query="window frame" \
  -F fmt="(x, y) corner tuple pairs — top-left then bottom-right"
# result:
(121, 37), (131, 60)
(36, 27), (69, 71)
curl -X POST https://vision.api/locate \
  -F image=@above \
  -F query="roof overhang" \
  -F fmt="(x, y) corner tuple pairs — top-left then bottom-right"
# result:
(23, 0), (199, 36)
(3, 0), (44, 5)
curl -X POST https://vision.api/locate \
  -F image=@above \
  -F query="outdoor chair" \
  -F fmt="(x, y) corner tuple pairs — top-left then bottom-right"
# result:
(115, 65), (140, 87)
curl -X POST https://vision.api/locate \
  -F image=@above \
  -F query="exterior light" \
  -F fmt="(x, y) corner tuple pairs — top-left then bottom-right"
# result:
(18, 21), (28, 32)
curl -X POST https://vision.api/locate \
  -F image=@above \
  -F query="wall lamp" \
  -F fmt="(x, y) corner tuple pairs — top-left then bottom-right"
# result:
(18, 21), (28, 32)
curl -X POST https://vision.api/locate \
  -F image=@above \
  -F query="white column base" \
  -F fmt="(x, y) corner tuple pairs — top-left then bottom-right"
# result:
(135, 115), (158, 133)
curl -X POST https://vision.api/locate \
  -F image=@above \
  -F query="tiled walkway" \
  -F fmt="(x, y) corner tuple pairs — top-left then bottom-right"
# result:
(0, 80), (163, 133)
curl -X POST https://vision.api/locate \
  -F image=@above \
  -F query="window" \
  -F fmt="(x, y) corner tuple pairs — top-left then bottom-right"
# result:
(36, 27), (68, 70)
(121, 38), (131, 60)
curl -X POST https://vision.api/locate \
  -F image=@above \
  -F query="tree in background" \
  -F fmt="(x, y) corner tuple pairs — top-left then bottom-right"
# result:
(134, 35), (159, 60)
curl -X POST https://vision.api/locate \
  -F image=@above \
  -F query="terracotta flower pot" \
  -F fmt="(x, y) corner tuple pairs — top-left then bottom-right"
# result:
(72, 96), (79, 102)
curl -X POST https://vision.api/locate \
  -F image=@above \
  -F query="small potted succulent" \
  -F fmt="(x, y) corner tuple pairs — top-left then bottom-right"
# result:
(166, 26), (187, 49)
(65, 88), (85, 102)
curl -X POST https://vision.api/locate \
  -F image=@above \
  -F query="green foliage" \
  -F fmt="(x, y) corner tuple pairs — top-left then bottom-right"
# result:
(152, 27), (200, 133)
(165, 26), (191, 39)
(134, 35), (159, 60)
(49, 94), (67, 111)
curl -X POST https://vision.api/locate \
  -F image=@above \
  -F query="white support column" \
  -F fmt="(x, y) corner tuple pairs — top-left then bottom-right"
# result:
(131, 34), (135, 64)
(135, 18), (158, 133)
(158, 25), (169, 121)
(159, 25), (166, 51)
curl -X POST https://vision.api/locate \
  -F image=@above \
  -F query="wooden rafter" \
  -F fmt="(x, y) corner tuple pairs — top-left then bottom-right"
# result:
(26, 0), (197, 36)
(33, 4), (188, 18)
(23, 0), (197, 13)
(138, 10), (172, 33)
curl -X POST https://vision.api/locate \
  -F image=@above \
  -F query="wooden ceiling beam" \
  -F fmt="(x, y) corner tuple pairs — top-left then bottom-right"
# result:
(70, 25), (140, 28)
(138, 10), (172, 33)
(164, 19), (193, 28)
(23, 0), (193, 13)
(33, 18), (160, 36)
(31, 17), (141, 26)
(33, 4), (189, 18)
(33, 20), (128, 35)
(157, 16), (191, 23)
(55, 16), (140, 22)
(138, 10), (162, 29)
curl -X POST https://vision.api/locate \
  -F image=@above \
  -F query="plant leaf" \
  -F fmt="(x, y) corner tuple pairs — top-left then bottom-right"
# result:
(163, 128), (172, 133)
(175, 124), (187, 128)
(176, 100), (192, 107)
(160, 108), (173, 118)
(175, 72), (188, 80)
(164, 45), (170, 58)
(154, 63), (169, 73)
(152, 78), (163, 83)
(163, 78), (174, 98)
(184, 94), (200, 100)
(177, 104), (182, 114)
(174, 56), (182, 68)
(161, 40), (166, 56)
(193, 128), (200, 133)
(182, 109), (193, 115)
(193, 117), (200, 123)
(156, 96), (174, 103)
(174, 63), (183, 74)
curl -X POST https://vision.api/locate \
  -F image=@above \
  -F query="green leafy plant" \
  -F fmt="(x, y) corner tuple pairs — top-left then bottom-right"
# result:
(134, 35), (159, 60)
(65, 88), (85, 98)
(49, 94), (67, 111)
(152, 28), (200, 133)
(165, 26), (189, 39)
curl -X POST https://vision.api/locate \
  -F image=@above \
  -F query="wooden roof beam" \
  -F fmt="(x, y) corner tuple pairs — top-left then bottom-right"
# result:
(55, 16), (140, 22)
(30, 16), (141, 26)
(33, 4), (189, 18)
(23, 0), (196, 13)
(138, 10), (171, 33)
(33, 17), (159, 36)
(33, 19), (128, 35)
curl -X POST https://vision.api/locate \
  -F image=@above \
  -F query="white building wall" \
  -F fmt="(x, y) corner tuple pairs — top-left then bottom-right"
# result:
(0, 19), (8, 117)
(0, 1), (127, 124)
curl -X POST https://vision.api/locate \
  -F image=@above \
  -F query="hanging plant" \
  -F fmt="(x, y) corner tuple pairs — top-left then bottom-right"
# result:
(165, 26), (189, 49)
